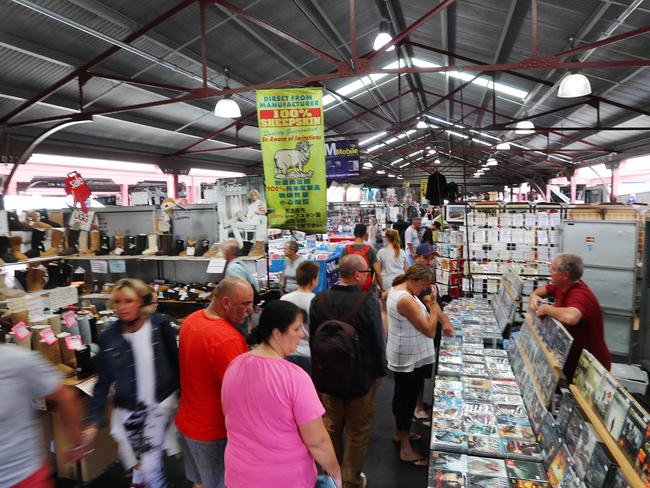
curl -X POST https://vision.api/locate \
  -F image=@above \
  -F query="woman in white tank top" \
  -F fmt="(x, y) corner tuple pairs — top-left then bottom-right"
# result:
(386, 264), (439, 466)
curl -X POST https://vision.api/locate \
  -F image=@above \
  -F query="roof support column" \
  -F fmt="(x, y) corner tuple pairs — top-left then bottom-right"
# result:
(606, 161), (621, 203)
(120, 184), (129, 206)
(570, 173), (577, 203)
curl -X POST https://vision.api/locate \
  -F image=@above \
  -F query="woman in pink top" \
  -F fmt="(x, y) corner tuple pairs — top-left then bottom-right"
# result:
(222, 300), (341, 488)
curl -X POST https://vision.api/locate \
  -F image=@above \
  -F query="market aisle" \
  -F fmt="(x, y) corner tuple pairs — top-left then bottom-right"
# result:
(56, 372), (428, 488)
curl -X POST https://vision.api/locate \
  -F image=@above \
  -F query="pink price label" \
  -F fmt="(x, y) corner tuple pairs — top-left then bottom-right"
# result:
(39, 327), (58, 346)
(61, 311), (78, 329)
(64, 334), (83, 351)
(11, 322), (31, 340)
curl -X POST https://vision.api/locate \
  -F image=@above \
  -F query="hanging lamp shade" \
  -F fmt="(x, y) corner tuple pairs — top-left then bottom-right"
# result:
(495, 140), (511, 150)
(373, 20), (395, 51)
(515, 120), (535, 135)
(434, 158), (441, 165)
(486, 158), (498, 166)
(416, 119), (427, 129)
(214, 96), (241, 118)
(557, 73), (592, 98)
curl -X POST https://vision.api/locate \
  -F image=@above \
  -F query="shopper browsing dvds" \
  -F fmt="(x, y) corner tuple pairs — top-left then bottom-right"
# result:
(221, 300), (341, 488)
(528, 253), (611, 381)
(376, 229), (409, 291)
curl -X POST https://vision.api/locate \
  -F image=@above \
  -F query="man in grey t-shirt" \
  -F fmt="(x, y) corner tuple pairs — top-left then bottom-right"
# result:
(0, 344), (84, 486)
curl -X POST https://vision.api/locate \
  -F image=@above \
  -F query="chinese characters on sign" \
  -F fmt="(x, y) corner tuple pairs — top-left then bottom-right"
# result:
(256, 88), (327, 233)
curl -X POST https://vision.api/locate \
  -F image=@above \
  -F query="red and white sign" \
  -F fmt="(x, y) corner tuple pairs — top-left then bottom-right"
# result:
(38, 327), (58, 346)
(11, 322), (31, 340)
(61, 311), (78, 329)
(64, 171), (92, 213)
(64, 334), (83, 351)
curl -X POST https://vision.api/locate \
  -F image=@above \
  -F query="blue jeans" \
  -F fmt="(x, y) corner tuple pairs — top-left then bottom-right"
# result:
(179, 434), (227, 488)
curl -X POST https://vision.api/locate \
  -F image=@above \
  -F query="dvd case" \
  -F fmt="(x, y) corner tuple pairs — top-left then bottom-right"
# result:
(505, 459), (548, 482)
(573, 423), (598, 479)
(618, 403), (649, 462)
(467, 456), (507, 478)
(430, 451), (468, 473)
(604, 387), (632, 440)
(428, 470), (467, 488)
(547, 446), (571, 486)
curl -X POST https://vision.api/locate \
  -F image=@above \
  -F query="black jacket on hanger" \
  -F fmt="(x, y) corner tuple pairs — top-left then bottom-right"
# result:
(426, 173), (448, 205)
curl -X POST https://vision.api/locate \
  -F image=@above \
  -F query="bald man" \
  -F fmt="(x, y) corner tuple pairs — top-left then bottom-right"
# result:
(176, 276), (254, 488)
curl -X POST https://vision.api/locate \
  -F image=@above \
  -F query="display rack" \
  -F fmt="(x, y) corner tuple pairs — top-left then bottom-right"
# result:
(461, 203), (562, 298)
(570, 385), (644, 488)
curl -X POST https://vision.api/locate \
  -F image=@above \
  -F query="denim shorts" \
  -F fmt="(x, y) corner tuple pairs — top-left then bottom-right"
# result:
(179, 433), (227, 488)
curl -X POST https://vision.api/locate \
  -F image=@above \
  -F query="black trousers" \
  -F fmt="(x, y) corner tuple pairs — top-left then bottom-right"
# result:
(392, 363), (433, 431)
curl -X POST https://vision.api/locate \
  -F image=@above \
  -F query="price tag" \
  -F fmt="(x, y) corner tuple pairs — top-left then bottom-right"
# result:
(61, 311), (78, 329)
(109, 260), (126, 273)
(39, 327), (58, 345)
(64, 334), (83, 351)
(11, 322), (31, 340)
(112, 247), (124, 256)
(0, 210), (8, 236)
(186, 246), (195, 256)
(90, 260), (108, 274)
(206, 258), (226, 274)
(68, 209), (95, 231)
(6, 296), (28, 314)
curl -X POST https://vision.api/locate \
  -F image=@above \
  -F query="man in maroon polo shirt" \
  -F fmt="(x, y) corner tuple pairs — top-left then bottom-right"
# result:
(528, 253), (611, 381)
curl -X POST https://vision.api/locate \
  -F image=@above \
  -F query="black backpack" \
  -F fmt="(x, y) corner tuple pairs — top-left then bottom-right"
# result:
(311, 291), (374, 399)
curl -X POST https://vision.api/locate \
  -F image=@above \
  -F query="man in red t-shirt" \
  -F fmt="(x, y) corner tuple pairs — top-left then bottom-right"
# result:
(528, 253), (611, 382)
(175, 276), (254, 488)
(341, 223), (384, 293)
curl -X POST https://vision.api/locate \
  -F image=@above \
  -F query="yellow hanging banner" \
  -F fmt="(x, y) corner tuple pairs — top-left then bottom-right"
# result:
(256, 88), (327, 234)
(420, 179), (428, 201)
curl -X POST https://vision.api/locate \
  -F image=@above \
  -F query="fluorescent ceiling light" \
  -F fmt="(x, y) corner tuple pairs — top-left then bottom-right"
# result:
(325, 57), (527, 107)
(558, 73), (592, 98)
(365, 130), (416, 153)
(359, 131), (387, 146)
(397, 176), (404, 180)
(390, 158), (404, 165)
(388, 173), (396, 178)
(447, 130), (469, 139)
(469, 130), (501, 142)
(428, 149), (437, 155)
(400, 162), (410, 168)
(362, 162), (373, 168)
(376, 170), (385, 174)
(188, 168), (246, 177)
(472, 138), (492, 146)
(408, 151), (420, 157)
(515, 120), (535, 135)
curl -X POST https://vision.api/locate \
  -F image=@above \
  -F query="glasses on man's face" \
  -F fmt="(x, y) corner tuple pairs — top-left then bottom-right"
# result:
(357, 269), (372, 273)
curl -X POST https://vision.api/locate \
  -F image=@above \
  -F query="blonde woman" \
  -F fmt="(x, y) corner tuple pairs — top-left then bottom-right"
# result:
(376, 229), (408, 290)
(83, 278), (179, 488)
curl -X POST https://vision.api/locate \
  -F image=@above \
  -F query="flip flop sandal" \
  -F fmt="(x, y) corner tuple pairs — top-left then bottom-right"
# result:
(392, 432), (423, 443)
(412, 416), (431, 427)
(399, 457), (428, 467)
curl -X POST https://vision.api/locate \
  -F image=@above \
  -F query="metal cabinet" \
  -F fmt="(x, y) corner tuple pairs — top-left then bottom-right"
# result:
(561, 220), (638, 357)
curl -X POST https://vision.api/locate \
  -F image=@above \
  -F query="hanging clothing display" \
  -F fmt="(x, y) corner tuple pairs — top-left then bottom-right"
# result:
(425, 173), (448, 205)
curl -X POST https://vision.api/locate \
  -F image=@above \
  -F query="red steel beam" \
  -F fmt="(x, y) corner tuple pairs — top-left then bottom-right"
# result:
(173, 109), (258, 156)
(0, 0), (196, 125)
(556, 23), (650, 59)
(367, 0), (458, 62)
(408, 41), (650, 119)
(213, 0), (346, 69)
(88, 72), (193, 93)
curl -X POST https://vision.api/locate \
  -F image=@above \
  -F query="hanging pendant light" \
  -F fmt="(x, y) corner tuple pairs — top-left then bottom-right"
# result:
(416, 118), (427, 129)
(434, 158), (441, 165)
(515, 120), (535, 135)
(214, 68), (241, 118)
(495, 140), (511, 150)
(557, 73), (592, 98)
(373, 20), (395, 51)
(486, 158), (498, 166)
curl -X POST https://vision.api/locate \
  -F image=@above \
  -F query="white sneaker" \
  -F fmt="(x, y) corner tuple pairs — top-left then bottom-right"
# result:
(360, 472), (367, 488)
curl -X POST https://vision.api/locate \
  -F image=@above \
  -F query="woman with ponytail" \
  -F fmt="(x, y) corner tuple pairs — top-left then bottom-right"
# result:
(376, 228), (408, 290)
(221, 300), (341, 488)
